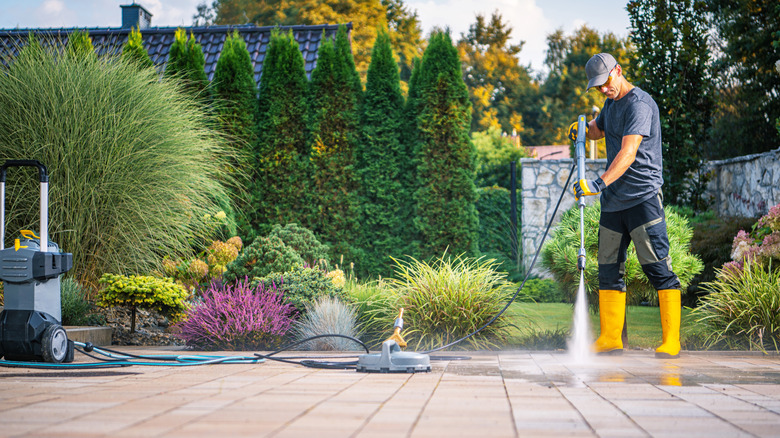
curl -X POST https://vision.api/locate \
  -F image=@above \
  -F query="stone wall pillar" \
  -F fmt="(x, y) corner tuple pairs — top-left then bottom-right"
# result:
(520, 158), (606, 276)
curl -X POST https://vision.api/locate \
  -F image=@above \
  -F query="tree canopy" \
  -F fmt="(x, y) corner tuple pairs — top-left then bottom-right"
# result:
(706, 0), (780, 157)
(628, 0), (713, 209)
(535, 25), (633, 148)
(210, 0), (422, 83)
(457, 11), (536, 139)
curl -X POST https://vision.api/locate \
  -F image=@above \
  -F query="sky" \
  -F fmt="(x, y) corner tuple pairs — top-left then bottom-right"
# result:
(0, 0), (632, 74)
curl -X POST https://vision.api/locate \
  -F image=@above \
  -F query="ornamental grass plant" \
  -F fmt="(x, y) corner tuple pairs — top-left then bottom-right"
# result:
(175, 278), (295, 350)
(0, 39), (236, 290)
(291, 296), (361, 351)
(692, 203), (780, 351)
(342, 278), (396, 346)
(387, 254), (516, 351)
(694, 261), (780, 351)
(540, 202), (703, 308)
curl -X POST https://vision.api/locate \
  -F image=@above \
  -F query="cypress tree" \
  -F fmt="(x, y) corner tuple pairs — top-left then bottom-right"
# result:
(164, 28), (210, 101)
(413, 31), (479, 259)
(212, 30), (258, 235)
(121, 27), (153, 69)
(334, 24), (363, 97)
(357, 29), (406, 277)
(400, 56), (422, 255)
(308, 32), (362, 268)
(212, 30), (257, 150)
(66, 29), (95, 60)
(250, 30), (312, 238)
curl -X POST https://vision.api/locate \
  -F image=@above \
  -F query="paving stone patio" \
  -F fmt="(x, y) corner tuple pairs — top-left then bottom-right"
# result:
(1, 348), (779, 437)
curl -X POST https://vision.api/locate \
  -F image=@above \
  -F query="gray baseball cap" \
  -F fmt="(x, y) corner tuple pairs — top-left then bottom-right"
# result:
(586, 53), (617, 89)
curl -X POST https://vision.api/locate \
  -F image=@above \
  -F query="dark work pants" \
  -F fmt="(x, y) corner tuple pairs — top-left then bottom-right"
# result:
(598, 193), (681, 291)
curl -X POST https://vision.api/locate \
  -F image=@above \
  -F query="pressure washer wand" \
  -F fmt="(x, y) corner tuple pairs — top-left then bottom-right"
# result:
(575, 114), (588, 272)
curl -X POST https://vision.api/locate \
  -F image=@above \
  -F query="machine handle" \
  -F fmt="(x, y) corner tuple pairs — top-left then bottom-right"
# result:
(575, 115), (587, 183)
(0, 160), (49, 183)
(0, 160), (50, 252)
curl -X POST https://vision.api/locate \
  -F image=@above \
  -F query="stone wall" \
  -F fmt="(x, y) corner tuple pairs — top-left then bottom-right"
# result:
(703, 148), (780, 218)
(520, 158), (606, 275)
(519, 147), (780, 275)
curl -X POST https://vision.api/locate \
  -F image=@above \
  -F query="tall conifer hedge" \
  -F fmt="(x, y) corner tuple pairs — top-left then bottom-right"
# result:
(308, 31), (362, 268)
(121, 27), (153, 69)
(249, 30), (312, 238)
(357, 29), (408, 276)
(413, 31), (479, 259)
(212, 30), (257, 149)
(164, 28), (210, 101)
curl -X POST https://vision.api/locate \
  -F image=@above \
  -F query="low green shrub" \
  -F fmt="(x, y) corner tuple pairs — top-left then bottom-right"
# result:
(291, 296), (361, 351)
(386, 254), (516, 350)
(519, 278), (565, 303)
(269, 223), (330, 267)
(540, 202), (703, 309)
(97, 274), (189, 332)
(61, 278), (104, 326)
(163, 236), (243, 292)
(255, 266), (342, 315)
(223, 235), (304, 283)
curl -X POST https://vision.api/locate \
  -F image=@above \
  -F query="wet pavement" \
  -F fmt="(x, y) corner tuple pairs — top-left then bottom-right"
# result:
(1, 348), (779, 437)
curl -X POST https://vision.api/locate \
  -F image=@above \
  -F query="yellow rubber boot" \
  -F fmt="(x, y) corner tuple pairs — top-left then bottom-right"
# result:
(593, 290), (626, 355)
(655, 289), (681, 358)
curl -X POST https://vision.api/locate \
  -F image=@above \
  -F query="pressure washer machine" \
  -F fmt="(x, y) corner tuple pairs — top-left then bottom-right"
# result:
(0, 160), (74, 363)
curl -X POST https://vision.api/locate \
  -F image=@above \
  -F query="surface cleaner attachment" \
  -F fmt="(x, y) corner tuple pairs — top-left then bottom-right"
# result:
(356, 308), (431, 373)
(0, 160), (74, 363)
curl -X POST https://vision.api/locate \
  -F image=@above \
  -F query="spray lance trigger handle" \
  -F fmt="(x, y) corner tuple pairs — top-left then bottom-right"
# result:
(568, 120), (588, 144)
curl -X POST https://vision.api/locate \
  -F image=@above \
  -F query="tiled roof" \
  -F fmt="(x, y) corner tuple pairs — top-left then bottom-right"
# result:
(0, 23), (352, 87)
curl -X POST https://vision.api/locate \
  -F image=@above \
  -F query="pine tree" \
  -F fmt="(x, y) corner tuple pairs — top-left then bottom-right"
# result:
(250, 29), (312, 238)
(413, 31), (479, 259)
(164, 28), (210, 101)
(308, 30), (362, 269)
(121, 27), (153, 69)
(356, 29), (406, 277)
(66, 29), (95, 60)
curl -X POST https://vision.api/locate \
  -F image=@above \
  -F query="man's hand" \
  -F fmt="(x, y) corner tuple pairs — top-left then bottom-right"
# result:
(568, 121), (588, 143)
(572, 178), (606, 199)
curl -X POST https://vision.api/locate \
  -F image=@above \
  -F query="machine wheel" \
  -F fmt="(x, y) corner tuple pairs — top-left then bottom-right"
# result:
(41, 324), (69, 363)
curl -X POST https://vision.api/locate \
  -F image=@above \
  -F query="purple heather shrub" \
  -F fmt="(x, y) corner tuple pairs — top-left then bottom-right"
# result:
(175, 277), (296, 350)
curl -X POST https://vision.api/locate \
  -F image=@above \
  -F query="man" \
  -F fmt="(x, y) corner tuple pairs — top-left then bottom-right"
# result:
(569, 53), (682, 359)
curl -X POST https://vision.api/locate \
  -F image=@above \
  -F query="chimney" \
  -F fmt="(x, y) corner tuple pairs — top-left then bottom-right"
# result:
(120, 3), (153, 29)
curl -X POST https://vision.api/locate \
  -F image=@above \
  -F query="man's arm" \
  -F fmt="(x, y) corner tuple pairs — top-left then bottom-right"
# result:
(600, 134), (642, 186)
(586, 118), (604, 140)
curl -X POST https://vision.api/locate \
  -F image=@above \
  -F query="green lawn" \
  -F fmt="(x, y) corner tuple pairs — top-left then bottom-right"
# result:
(506, 302), (695, 350)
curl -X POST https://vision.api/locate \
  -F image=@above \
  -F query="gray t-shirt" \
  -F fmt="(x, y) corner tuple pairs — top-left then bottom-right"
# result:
(595, 87), (663, 212)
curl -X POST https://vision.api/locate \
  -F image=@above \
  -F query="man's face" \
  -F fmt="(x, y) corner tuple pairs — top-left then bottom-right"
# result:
(596, 66), (619, 99)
